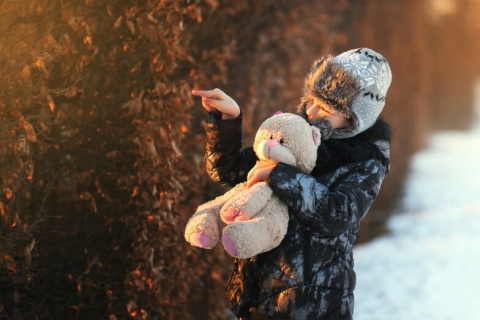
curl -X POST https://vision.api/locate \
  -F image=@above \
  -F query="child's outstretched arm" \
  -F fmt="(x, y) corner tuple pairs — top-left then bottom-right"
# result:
(192, 88), (240, 120)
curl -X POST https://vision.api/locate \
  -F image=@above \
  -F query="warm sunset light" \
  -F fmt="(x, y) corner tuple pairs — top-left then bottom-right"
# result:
(1, 1), (479, 319)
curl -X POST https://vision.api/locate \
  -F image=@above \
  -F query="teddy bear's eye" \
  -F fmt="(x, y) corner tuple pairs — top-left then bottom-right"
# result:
(270, 135), (274, 140)
(280, 138), (285, 144)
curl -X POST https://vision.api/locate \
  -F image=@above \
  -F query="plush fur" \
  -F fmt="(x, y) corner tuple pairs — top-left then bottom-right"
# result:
(184, 113), (320, 259)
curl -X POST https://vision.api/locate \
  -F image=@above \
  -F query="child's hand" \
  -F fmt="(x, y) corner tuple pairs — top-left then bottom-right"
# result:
(192, 88), (240, 120)
(246, 161), (277, 188)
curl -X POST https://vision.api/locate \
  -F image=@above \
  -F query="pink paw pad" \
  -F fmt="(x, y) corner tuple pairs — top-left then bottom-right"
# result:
(222, 233), (238, 257)
(190, 232), (210, 248)
(223, 209), (248, 223)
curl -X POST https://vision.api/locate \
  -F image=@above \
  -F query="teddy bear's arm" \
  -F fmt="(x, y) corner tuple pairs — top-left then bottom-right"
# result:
(184, 182), (248, 249)
(220, 181), (273, 223)
(197, 182), (249, 211)
(222, 195), (289, 258)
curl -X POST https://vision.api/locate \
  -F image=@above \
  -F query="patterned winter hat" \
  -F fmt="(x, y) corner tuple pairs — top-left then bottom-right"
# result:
(301, 48), (392, 139)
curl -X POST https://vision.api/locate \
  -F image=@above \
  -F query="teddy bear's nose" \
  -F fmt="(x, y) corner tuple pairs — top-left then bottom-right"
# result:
(267, 140), (279, 147)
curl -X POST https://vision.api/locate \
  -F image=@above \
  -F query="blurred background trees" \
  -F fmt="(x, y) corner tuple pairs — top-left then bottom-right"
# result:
(0, 0), (479, 319)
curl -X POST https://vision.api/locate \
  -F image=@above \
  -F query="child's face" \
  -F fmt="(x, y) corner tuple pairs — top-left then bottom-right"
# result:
(305, 98), (352, 130)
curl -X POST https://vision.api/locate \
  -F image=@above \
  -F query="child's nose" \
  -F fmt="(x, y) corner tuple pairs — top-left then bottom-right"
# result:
(267, 140), (278, 147)
(306, 104), (319, 117)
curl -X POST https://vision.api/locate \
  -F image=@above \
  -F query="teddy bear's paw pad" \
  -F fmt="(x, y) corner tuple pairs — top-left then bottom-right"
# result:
(222, 234), (238, 257)
(189, 232), (211, 248)
(222, 209), (248, 224)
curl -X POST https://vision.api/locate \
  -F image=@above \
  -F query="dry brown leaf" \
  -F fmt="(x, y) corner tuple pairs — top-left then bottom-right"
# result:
(24, 239), (35, 269)
(126, 20), (135, 34)
(113, 15), (123, 29)
(0, 202), (5, 219)
(3, 188), (13, 200)
(3, 255), (17, 273)
(46, 94), (55, 112)
(80, 191), (92, 200)
(21, 120), (37, 142)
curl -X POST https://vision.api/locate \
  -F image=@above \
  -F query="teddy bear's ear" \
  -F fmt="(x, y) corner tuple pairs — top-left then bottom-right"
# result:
(273, 111), (283, 116)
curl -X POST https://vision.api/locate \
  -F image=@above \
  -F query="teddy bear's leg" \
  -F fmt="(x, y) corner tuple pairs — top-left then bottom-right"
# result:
(184, 183), (247, 249)
(185, 208), (221, 249)
(222, 197), (289, 258)
(221, 182), (273, 224)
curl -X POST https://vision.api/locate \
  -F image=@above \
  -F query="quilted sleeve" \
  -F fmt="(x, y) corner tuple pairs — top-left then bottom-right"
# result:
(267, 160), (387, 236)
(204, 112), (257, 187)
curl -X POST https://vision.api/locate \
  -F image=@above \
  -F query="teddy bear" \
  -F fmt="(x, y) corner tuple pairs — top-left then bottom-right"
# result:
(184, 112), (321, 258)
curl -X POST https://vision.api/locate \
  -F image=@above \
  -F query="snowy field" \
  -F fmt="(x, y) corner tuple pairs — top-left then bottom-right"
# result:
(353, 82), (480, 320)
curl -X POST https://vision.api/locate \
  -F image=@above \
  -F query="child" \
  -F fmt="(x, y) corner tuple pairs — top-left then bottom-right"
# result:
(192, 48), (392, 320)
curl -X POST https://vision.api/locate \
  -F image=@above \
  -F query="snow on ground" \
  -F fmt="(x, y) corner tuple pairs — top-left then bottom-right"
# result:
(353, 81), (480, 320)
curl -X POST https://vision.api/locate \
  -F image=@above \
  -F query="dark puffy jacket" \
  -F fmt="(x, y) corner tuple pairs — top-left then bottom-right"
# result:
(205, 112), (391, 320)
